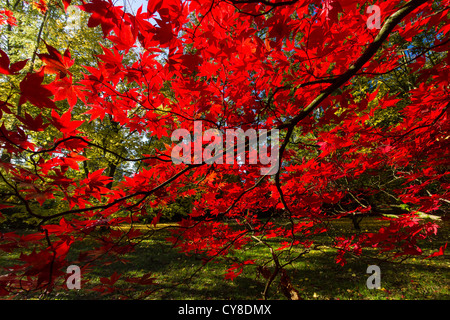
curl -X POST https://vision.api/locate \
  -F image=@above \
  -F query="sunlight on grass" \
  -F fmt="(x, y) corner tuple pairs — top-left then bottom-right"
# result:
(64, 217), (449, 300)
(2, 217), (448, 300)
(114, 223), (179, 232)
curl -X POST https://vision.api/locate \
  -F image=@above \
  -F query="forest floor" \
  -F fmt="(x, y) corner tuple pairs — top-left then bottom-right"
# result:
(1, 216), (449, 300)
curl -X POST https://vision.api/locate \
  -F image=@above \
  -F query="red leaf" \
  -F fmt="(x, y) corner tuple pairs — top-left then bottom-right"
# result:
(0, 48), (28, 75)
(19, 69), (56, 109)
(37, 42), (73, 79)
(62, 0), (71, 11)
(33, 0), (48, 13)
(424, 243), (447, 259)
(147, 0), (163, 16)
(108, 23), (136, 51)
(321, 0), (343, 25)
(62, 152), (89, 170)
(84, 104), (106, 122)
(224, 260), (254, 281)
(51, 109), (84, 134)
(0, 203), (14, 210)
(0, 9), (17, 26)
(16, 113), (49, 132)
(48, 76), (80, 107)
(79, 0), (116, 37)
(152, 19), (174, 46)
(100, 272), (121, 285)
(151, 212), (163, 227)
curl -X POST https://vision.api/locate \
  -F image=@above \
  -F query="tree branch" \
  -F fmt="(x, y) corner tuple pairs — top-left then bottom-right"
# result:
(278, 0), (428, 130)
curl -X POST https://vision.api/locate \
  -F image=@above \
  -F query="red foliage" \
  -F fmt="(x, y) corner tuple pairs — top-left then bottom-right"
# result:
(0, 0), (448, 298)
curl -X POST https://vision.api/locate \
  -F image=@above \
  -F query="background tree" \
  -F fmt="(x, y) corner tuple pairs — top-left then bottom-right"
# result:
(0, 0), (448, 299)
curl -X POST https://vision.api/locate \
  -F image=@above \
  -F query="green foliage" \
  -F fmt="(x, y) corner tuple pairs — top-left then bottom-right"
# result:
(0, 1), (172, 228)
(140, 196), (194, 223)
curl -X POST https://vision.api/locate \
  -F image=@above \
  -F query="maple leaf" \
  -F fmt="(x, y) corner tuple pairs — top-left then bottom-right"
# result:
(100, 271), (120, 286)
(81, 168), (112, 193)
(16, 112), (49, 132)
(152, 19), (174, 46)
(24, 186), (56, 206)
(96, 44), (123, 66)
(51, 109), (84, 134)
(0, 203), (13, 210)
(0, 48), (28, 75)
(424, 243), (447, 259)
(321, 0), (343, 25)
(61, 0), (71, 12)
(147, 0), (163, 16)
(0, 124), (35, 151)
(108, 22), (136, 51)
(37, 42), (74, 79)
(56, 136), (89, 151)
(394, 244), (423, 258)
(224, 260), (254, 281)
(62, 152), (88, 170)
(151, 211), (163, 227)
(33, 0), (48, 13)
(0, 100), (14, 120)
(19, 69), (56, 109)
(47, 76), (81, 107)
(84, 104), (106, 122)
(0, 9), (17, 26)
(79, 0), (116, 37)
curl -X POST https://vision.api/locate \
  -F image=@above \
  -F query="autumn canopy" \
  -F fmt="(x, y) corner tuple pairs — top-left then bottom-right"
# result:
(0, 0), (448, 298)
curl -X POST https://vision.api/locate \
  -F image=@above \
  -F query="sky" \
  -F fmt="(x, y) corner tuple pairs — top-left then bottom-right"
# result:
(114, 0), (148, 14)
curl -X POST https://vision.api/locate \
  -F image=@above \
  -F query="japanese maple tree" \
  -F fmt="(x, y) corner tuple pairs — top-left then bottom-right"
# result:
(0, 0), (448, 299)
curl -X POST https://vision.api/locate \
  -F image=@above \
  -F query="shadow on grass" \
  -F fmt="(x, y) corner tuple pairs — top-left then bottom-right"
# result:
(8, 218), (449, 300)
(64, 237), (268, 300)
(283, 249), (449, 300)
(65, 236), (448, 300)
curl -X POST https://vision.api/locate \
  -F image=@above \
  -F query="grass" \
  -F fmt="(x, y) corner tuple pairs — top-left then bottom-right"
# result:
(1, 217), (449, 300)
